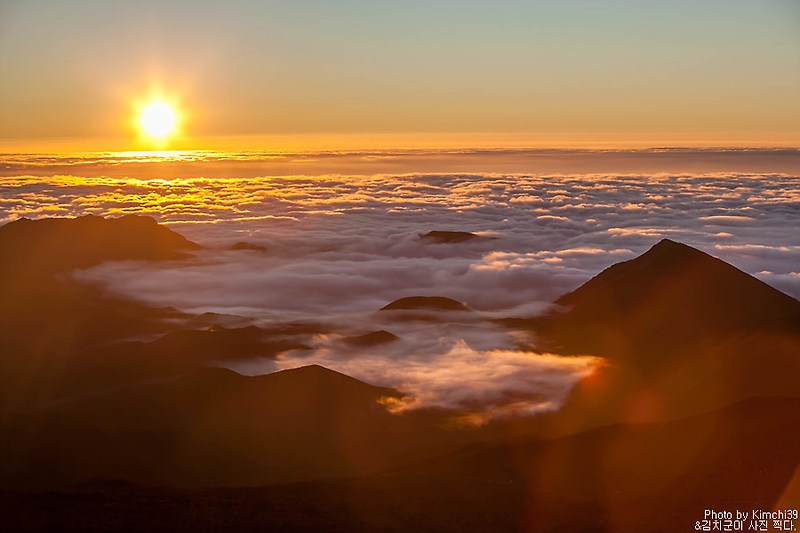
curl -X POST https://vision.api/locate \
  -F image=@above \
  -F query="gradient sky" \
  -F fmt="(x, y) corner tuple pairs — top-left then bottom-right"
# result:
(1, 0), (799, 149)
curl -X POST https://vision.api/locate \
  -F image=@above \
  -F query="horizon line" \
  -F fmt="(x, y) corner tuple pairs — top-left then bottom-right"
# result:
(2, 131), (799, 154)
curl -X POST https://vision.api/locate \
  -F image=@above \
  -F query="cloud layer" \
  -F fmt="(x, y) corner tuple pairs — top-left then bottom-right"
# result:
(2, 157), (799, 420)
(224, 320), (601, 423)
(279, 340), (600, 423)
(16, 170), (793, 303)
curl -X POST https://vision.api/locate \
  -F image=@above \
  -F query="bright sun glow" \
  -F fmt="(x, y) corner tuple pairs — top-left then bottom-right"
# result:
(139, 101), (178, 140)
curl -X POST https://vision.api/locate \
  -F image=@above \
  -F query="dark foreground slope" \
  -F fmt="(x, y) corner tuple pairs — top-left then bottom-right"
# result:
(0, 214), (199, 340)
(1, 364), (468, 489)
(0, 216), (203, 417)
(3, 397), (798, 533)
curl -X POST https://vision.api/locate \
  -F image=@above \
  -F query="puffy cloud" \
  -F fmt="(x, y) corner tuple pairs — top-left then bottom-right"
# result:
(273, 340), (601, 423)
(756, 271), (800, 297)
(223, 317), (601, 423)
(699, 215), (757, 225)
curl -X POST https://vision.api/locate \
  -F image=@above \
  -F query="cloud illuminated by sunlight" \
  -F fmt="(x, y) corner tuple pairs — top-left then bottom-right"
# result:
(270, 340), (602, 424)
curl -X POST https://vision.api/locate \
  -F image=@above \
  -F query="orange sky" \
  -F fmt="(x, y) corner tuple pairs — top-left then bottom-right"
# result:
(1, 1), (799, 152)
(4, 132), (800, 155)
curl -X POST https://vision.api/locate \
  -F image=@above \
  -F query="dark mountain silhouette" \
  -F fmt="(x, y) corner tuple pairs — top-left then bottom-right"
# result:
(0, 214), (200, 357)
(229, 241), (268, 251)
(26, 325), (313, 402)
(3, 326), (318, 411)
(519, 239), (800, 430)
(381, 296), (471, 311)
(540, 238), (800, 367)
(0, 214), (199, 277)
(419, 230), (485, 243)
(553, 238), (800, 346)
(0, 216), (200, 418)
(342, 330), (400, 347)
(4, 397), (797, 532)
(142, 325), (305, 361)
(185, 311), (255, 329)
(0, 364), (482, 490)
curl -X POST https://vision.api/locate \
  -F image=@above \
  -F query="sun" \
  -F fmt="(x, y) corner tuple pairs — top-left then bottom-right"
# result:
(138, 101), (178, 141)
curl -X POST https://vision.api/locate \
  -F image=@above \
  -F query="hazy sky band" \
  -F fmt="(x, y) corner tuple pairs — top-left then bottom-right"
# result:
(1, 147), (799, 177)
(1, 0), (798, 147)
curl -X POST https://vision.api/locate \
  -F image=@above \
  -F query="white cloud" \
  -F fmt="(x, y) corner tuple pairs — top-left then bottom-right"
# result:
(230, 332), (601, 424)
(4, 157), (800, 420)
(699, 215), (757, 225)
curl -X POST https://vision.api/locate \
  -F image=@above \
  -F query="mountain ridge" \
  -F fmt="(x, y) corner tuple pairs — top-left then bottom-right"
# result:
(545, 238), (800, 358)
(0, 214), (200, 278)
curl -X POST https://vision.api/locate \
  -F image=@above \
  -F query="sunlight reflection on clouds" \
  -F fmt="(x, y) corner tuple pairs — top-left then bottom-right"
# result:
(2, 171), (800, 301)
(3, 168), (799, 419)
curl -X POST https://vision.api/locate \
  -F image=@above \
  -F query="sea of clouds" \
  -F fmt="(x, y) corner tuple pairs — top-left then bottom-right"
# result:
(2, 151), (798, 420)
